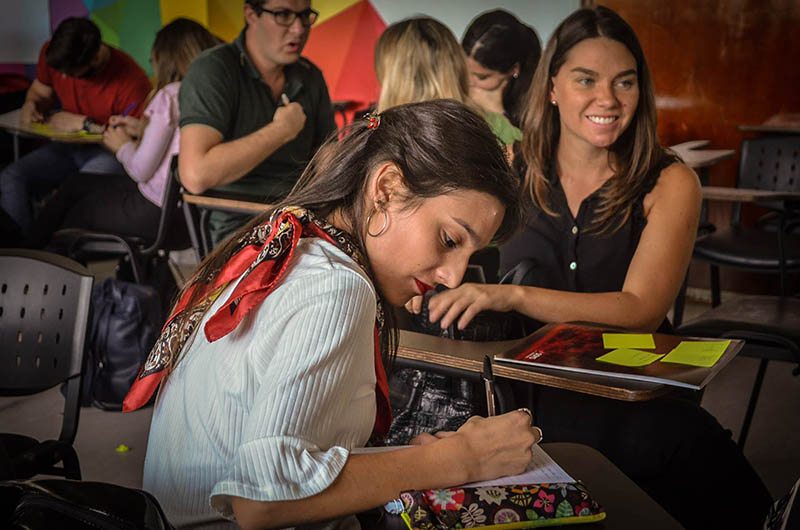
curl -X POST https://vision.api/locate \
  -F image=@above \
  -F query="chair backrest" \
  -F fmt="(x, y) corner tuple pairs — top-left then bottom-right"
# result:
(142, 155), (188, 254)
(0, 250), (93, 443)
(0, 249), (93, 395)
(739, 136), (800, 192)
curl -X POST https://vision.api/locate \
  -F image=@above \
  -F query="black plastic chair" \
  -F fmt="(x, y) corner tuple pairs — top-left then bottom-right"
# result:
(692, 135), (800, 305)
(678, 295), (800, 448)
(52, 155), (189, 285)
(0, 249), (93, 480)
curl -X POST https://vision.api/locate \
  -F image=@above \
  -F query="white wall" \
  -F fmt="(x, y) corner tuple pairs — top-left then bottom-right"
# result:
(371, 0), (580, 45)
(0, 0), (51, 63)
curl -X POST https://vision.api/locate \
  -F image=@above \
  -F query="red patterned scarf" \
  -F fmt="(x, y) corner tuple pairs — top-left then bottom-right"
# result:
(123, 206), (392, 438)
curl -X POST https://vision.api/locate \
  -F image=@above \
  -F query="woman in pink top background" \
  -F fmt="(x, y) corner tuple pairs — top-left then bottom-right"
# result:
(28, 18), (219, 248)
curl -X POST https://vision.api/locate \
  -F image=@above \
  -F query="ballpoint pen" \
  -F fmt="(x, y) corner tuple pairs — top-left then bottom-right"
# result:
(483, 354), (496, 416)
(112, 101), (137, 129)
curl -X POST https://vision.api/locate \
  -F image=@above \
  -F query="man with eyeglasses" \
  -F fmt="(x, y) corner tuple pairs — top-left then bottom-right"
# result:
(178, 0), (336, 246)
(0, 17), (150, 243)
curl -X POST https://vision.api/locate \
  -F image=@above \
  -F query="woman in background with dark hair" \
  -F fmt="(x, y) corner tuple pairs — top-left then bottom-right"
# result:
(462, 9), (541, 131)
(417, 6), (772, 528)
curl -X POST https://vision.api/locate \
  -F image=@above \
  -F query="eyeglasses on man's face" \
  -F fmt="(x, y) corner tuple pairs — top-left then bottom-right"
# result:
(252, 5), (319, 27)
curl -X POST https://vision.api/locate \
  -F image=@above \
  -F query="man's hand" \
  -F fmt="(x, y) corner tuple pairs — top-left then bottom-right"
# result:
(20, 101), (43, 124)
(272, 99), (306, 144)
(46, 111), (85, 133)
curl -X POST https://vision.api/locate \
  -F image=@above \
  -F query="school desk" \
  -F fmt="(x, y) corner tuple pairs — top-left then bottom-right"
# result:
(0, 108), (102, 161)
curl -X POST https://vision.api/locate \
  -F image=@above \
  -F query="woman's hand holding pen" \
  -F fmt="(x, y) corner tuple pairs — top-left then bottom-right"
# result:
(272, 93), (306, 144)
(108, 115), (143, 139)
(450, 411), (541, 484)
(103, 125), (133, 153)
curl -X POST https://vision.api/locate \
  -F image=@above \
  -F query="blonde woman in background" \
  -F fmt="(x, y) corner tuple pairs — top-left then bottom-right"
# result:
(374, 16), (519, 150)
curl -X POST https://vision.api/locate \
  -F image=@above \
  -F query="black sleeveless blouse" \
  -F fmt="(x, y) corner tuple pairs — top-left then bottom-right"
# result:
(499, 156), (677, 330)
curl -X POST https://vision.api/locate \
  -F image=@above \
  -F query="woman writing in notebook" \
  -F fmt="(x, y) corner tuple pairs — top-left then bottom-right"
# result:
(413, 7), (772, 529)
(126, 99), (538, 528)
(27, 18), (219, 247)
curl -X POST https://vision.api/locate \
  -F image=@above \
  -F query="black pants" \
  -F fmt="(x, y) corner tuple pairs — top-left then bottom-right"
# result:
(518, 383), (773, 530)
(28, 172), (161, 248)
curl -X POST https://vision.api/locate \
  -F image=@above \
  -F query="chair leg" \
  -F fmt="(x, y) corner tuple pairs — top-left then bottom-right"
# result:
(710, 265), (721, 307)
(61, 445), (81, 480)
(738, 358), (769, 449)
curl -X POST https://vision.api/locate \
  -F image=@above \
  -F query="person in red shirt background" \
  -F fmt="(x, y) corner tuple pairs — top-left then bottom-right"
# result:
(0, 17), (151, 243)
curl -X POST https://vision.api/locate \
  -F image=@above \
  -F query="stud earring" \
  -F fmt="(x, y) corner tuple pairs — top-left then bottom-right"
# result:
(551, 100), (557, 106)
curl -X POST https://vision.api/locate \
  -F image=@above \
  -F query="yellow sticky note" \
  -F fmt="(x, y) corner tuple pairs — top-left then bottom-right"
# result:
(661, 340), (731, 367)
(602, 333), (655, 350)
(596, 348), (664, 367)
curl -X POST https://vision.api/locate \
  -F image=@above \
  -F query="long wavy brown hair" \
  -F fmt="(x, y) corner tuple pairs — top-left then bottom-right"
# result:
(521, 6), (675, 234)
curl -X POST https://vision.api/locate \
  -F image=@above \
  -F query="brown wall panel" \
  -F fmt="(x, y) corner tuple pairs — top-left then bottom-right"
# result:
(598, 0), (800, 293)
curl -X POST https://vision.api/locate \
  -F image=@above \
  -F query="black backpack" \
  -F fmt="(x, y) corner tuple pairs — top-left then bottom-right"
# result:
(79, 278), (162, 410)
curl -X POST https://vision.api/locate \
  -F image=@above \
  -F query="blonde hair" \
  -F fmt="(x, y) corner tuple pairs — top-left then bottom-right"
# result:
(375, 17), (473, 113)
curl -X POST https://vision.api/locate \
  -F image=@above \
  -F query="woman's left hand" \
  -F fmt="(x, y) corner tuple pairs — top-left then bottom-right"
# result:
(427, 283), (516, 330)
(102, 125), (132, 153)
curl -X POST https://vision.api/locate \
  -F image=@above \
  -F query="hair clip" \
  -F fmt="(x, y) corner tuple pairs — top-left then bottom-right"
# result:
(366, 112), (381, 130)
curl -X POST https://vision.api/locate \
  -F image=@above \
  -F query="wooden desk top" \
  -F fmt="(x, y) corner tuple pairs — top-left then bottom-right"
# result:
(738, 124), (800, 134)
(182, 193), (272, 215)
(0, 109), (102, 144)
(397, 330), (672, 402)
(670, 140), (736, 169)
(702, 186), (800, 202)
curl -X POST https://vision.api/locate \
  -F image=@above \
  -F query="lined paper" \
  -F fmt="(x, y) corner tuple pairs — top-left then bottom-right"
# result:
(352, 444), (574, 486)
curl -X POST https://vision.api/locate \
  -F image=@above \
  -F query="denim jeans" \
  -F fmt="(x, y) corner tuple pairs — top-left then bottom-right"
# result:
(0, 142), (123, 237)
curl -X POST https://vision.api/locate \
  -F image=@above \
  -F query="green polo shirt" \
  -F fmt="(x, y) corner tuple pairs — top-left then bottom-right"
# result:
(179, 28), (336, 244)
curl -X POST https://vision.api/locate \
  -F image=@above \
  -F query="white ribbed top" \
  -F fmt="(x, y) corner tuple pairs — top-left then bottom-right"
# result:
(143, 239), (378, 528)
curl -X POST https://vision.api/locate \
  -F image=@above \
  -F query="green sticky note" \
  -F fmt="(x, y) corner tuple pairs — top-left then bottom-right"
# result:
(602, 333), (656, 350)
(596, 348), (664, 367)
(661, 340), (731, 367)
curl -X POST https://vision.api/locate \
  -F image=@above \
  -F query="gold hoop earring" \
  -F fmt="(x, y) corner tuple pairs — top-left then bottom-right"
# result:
(366, 200), (389, 237)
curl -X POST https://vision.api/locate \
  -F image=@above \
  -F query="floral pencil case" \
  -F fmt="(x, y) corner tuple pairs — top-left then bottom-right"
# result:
(398, 482), (605, 529)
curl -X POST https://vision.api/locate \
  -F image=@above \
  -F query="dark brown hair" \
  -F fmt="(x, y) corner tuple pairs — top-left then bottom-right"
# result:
(46, 17), (101, 74)
(174, 99), (521, 375)
(521, 6), (675, 233)
(462, 9), (541, 126)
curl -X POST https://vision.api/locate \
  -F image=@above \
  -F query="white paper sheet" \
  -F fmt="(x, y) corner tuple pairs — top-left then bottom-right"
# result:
(350, 443), (574, 486)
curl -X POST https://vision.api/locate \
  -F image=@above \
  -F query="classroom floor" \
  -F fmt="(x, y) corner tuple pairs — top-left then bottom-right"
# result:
(1, 265), (798, 505)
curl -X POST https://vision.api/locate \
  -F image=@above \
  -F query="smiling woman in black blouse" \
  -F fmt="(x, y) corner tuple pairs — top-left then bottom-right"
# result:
(409, 6), (773, 529)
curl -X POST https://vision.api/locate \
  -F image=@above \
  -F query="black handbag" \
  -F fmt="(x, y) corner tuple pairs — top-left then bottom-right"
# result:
(81, 279), (162, 410)
(0, 479), (175, 530)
